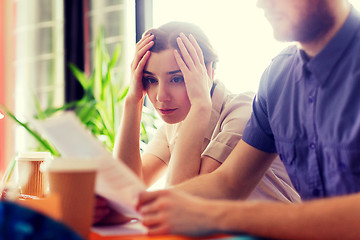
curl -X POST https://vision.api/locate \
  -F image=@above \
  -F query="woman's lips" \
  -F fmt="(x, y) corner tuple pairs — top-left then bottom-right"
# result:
(158, 108), (177, 115)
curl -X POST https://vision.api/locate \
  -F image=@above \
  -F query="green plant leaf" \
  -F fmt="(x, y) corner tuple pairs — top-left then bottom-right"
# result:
(42, 101), (78, 117)
(95, 30), (104, 101)
(75, 99), (98, 124)
(109, 78), (115, 135)
(68, 63), (90, 90)
(1, 156), (16, 185)
(96, 102), (114, 142)
(140, 121), (149, 143)
(118, 86), (129, 102)
(109, 44), (121, 69)
(0, 104), (60, 156)
(33, 94), (47, 120)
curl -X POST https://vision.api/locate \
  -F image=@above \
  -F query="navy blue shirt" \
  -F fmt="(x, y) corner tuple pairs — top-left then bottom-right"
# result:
(242, 7), (360, 200)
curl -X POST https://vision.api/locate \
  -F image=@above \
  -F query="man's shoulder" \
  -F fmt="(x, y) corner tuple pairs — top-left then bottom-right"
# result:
(257, 45), (299, 97)
(263, 45), (299, 80)
(271, 45), (298, 62)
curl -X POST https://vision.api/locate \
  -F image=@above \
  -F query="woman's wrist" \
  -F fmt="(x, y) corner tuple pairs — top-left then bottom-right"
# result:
(124, 95), (144, 107)
(192, 98), (212, 112)
(188, 101), (212, 121)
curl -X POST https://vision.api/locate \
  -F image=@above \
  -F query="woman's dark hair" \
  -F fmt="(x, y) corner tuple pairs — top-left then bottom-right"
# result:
(143, 22), (218, 68)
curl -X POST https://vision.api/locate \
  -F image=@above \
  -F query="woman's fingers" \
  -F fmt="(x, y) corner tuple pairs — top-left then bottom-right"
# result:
(131, 34), (154, 71)
(174, 49), (188, 74)
(176, 35), (195, 70)
(177, 33), (202, 69)
(135, 50), (151, 77)
(129, 34), (153, 100)
(188, 34), (205, 65)
(136, 34), (154, 51)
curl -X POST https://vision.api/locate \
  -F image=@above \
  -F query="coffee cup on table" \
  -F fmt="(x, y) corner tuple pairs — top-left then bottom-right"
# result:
(41, 157), (98, 239)
(16, 152), (52, 198)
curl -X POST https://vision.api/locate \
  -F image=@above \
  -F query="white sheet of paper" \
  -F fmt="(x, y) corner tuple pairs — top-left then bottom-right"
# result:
(91, 220), (147, 236)
(31, 111), (146, 218)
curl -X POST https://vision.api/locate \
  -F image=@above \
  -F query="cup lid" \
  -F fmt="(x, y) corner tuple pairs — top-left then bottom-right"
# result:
(40, 157), (98, 172)
(16, 152), (52, 161)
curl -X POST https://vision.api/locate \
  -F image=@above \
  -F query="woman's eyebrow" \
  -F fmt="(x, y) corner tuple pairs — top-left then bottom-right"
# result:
(143, 70), (181, 75)
(167, 70), (181, 75)
(143, 70), (153, 75)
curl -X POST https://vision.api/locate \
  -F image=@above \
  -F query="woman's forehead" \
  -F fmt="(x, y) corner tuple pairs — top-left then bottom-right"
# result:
(145, 49), (180, 74)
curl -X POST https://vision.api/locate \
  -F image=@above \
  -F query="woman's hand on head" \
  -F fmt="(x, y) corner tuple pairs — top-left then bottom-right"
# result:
(128, 34), (154, 103)
(174, 33), (212, 110)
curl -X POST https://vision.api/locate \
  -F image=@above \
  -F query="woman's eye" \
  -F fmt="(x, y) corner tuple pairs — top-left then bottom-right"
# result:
(144, 77), (158, 84)
(148, 78), (158, 84)
(171, 76), (184, 83)
(142, 77), (158, 89)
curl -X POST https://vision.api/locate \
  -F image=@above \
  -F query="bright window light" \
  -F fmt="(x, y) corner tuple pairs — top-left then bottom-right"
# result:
(153, 0), (360, 94)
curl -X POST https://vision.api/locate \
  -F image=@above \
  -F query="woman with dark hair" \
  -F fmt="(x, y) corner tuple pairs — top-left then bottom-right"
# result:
(94, 21), (299, 225)
(116, 22), (230, 186)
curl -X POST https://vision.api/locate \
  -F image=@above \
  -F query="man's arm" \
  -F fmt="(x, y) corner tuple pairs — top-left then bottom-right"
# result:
(172, 140), (277, 200)
(139, 189), (360, 239)
(214, 192), (360, 239)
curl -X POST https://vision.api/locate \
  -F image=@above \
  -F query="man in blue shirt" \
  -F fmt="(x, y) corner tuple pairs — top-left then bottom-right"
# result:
(137, 0), (360, 239)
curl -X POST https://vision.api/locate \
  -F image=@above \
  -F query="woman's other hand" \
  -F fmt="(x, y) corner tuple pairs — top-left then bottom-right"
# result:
(174, 33), (212, 110)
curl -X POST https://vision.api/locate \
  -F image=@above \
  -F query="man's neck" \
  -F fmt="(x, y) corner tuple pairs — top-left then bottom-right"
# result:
(299, 2), (351, 58)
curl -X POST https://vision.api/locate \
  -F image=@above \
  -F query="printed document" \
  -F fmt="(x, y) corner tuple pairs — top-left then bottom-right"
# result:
(32, 111), (146, 219)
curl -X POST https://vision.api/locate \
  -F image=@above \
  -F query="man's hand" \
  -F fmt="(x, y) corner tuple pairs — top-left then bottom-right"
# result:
(137, 190), (217, 236)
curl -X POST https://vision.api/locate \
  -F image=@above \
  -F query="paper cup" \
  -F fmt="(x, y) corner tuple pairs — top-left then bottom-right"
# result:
(16, 152), (52, 197)
(41, 158), (97, 239)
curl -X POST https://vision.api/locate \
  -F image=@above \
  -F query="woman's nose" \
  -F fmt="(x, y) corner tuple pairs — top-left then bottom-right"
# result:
(156, 83), (171, 102)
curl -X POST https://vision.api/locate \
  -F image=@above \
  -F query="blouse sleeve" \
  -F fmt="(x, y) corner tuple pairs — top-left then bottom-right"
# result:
(202, 93), (253, 163)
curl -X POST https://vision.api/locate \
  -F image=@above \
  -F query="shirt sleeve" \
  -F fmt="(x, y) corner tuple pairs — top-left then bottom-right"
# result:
(242, 67), (277, 153)
(143, 124), (170, 164)
(202, 94), (253, 163)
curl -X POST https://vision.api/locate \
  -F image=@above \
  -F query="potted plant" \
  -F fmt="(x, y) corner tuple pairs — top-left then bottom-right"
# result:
(0, 29), (157, 182)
